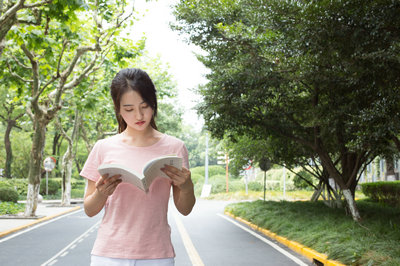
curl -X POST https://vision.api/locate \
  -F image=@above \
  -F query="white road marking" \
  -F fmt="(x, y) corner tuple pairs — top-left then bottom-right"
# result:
(173, 212), (205, 266)
(0, 209), (83, 243)
(41, 220), (101, 266)
(218, 214), (308, 266)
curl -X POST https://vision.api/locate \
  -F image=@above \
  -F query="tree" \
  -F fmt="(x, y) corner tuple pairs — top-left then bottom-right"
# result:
(172, 0), (400, 221)
(0, 0), (52, 56)
(55, 108), (80, 206)
(3, 0), (133, 216)
(0, 95), (25, 178)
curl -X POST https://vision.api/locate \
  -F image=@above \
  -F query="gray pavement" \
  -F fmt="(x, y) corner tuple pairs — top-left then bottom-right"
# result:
(0, 200), (82, 237)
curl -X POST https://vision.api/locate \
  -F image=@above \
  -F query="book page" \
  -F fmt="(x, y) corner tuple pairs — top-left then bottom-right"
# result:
(143, 156), (182, 190)
(97, 164), (145, 191)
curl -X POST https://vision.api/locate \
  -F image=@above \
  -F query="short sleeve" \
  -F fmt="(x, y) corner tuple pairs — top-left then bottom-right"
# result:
(177, 143), (189, 169)
(80, 140), (103, 182)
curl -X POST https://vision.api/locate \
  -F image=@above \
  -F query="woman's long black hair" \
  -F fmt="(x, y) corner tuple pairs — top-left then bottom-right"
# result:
(110, 68), (158, 133)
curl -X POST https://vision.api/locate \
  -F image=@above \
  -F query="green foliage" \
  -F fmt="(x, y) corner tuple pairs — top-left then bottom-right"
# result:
(172, 0), (400, 212)
(0, 202), (25, 215)
(0, 187), (19, 203)
(40, 178), (59, 195)
(191, 165), (226, 179)
(226, 200), (400, 265)
(256, 168), (296, 191)
(247, 181), (263, 192)
(191, 173), (203, 184)
(0, 178), (28, 197)
(361, 181), (400, 206)
(293, 170), (316, 190)
(210, 178), (243, 194)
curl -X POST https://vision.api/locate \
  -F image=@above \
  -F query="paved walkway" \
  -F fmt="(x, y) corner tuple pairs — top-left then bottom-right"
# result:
(0, 200), (82, 238)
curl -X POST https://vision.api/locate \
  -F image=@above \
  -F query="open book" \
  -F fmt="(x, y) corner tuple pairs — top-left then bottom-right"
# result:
(97, 155), (182, 192)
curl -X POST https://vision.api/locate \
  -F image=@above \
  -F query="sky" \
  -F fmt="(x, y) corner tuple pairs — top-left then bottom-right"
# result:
(130, 0), (208, 131)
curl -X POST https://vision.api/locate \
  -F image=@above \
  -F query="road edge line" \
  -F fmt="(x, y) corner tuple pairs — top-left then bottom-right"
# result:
(172, 212), (204, 266)
(0, 206), (81, 238)
(224, 211), (346, 266)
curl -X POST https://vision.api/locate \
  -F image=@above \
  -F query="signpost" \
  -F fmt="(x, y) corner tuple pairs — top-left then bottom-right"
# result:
(217, 151), (229, 192)
(43, 157), (56, 195)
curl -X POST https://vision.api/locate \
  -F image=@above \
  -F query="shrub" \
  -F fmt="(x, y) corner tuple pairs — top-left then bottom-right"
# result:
(0, 202), (25, 215)
(0, 187), (19, 203)
(247, 181), (263, 191)
(191, 165), (226, 179)
(361, 181), (400, 206)
(191, 173), (203, 184)
(293, 170), (315, 190)
(72, 179), (86, 189)
(40, 178), (59, 195)
(0, 178), (28, 197)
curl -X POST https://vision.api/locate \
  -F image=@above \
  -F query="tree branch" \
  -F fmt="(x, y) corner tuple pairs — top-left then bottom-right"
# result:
(6, 60), (33, 82)
(55, 115), (72, 145)
(63, 51), (99, 90)
(20, 43), (39, 94)
(0, 0), (24, 29)
(57, 39), (69, 77)
(11, 54), (30, 69)
(23, 0), (52, 8)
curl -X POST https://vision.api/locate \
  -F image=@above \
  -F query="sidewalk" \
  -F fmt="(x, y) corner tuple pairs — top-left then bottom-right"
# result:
(0, 200), (83, 238)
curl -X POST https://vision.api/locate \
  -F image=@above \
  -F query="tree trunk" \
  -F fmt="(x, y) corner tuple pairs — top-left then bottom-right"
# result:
(317, 151), (362, 221)
(0, 13), (16, 56)
(4, 120), (14, 178)
(24, 118), (47, 217)
(61, 149), (73, 206)
(343, 189), (361, 222)
(60, 111), (80, 206)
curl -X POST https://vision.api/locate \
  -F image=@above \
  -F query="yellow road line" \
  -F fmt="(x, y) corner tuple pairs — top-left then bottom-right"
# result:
(173, 212), (204, 266)
(225, 211), (346, 266)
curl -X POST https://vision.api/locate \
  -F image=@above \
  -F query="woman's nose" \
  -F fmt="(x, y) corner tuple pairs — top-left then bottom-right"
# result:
(135, 108), (143, 119)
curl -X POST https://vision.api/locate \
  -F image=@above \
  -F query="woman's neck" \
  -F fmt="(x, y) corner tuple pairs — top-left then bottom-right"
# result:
(120, 127), (163, 147)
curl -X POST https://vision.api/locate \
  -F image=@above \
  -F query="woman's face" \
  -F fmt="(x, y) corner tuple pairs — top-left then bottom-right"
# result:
(119, 90), (154, 132)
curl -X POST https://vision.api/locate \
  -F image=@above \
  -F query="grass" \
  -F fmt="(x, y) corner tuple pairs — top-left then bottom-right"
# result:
(224, 197), (400, 266)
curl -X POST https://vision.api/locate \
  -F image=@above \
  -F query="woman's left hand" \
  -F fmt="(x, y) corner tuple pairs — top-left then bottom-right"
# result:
(161, 165), (193, 192)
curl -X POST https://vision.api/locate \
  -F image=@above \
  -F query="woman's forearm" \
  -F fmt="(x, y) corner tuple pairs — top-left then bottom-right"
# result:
(84, 189), (108, 217)
(174, 185), (196, 216)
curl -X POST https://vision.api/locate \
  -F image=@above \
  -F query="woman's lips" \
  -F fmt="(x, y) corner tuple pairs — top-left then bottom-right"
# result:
(136, 121), (145, 126)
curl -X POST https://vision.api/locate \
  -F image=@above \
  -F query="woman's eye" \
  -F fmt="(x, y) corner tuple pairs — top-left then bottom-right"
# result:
(125, 109), (133, 112)
(142, 104), (149, 108)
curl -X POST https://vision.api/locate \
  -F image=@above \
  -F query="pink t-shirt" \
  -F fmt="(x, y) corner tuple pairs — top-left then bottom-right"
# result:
(80, 133), (189, 259)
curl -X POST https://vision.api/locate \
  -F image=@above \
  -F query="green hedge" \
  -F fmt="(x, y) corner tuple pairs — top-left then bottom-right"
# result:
(0, 178), (28, 197)
(0, 187), (19, 203)
(361, 181), (400, 206)
(40, 178), (59, 195)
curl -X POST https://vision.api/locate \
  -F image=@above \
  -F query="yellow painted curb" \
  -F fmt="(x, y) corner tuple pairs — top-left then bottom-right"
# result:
(0, 206), (81, 238)
(225, 211), (346, 266)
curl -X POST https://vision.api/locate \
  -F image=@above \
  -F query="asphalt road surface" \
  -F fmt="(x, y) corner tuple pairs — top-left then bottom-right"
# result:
(0, 199), (311, 266)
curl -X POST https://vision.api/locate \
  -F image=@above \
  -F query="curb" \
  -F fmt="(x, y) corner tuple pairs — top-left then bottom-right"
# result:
(0, 206), (81, 238)
(225, 211), (346, 266)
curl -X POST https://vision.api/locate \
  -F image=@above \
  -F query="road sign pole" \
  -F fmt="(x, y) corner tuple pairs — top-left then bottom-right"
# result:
(46, 171), (49, 195)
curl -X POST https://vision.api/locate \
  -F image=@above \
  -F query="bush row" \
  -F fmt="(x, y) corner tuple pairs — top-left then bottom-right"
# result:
(0, 178), (86, 201)
(361, 181), (400, 206)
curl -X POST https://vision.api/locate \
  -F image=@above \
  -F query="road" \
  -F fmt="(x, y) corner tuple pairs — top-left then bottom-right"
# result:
(0, 199), (311, 266)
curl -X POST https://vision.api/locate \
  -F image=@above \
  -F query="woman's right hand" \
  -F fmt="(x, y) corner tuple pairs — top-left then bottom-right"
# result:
(95, 174), (122, 197)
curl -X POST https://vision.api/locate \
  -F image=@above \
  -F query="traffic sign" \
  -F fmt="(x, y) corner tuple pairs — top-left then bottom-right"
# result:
(44, 157), (56, 172)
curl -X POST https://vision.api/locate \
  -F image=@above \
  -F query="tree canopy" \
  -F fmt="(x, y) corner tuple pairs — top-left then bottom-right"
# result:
(172, 0), (400, 221)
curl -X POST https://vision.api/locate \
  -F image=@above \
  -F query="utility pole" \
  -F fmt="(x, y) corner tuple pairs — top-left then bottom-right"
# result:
(205, 132), (209, 185)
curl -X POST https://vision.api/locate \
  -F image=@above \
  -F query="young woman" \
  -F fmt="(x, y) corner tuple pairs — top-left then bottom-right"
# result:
(81, 68), (196, 266)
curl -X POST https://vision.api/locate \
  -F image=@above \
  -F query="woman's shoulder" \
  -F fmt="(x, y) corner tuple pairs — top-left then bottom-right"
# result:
(162, 134), (185, 146)
(93, 134), (120, 149)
